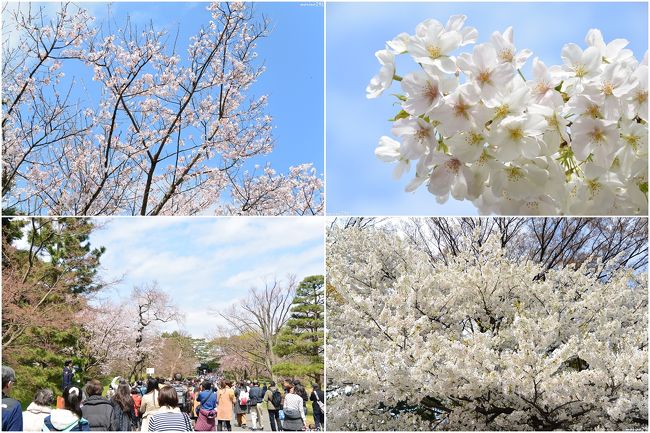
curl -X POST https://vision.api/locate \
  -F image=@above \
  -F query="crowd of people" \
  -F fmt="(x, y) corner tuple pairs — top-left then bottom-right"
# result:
(2, 364), (325, 432)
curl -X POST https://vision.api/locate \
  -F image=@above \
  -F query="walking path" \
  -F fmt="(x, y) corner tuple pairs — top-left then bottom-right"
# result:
(231, 411), (271, 431)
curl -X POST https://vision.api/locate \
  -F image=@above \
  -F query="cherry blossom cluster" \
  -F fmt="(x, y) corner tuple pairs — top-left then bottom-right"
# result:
(2, 2), (323, 216)
(218, 163), (324, 215)
(369, 17), (647, 215)
(327, 224), (648, 430)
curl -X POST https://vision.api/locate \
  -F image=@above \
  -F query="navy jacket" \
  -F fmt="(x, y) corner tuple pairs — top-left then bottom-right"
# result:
(2, 394), (23, 431)
(62, 367), (74, 391)
(248, 386), (263, 405)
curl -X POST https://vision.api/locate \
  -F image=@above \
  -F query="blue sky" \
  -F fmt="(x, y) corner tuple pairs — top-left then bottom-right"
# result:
(85, 217), (324, 338)
(6, 2), (323, 203)
(326, 2), (648, 216)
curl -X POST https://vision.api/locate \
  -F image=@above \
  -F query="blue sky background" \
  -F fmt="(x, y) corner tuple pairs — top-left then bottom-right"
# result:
(327, 2), (648, 216)
(6, 2), (323, 204)
(85, 217), (324, 338)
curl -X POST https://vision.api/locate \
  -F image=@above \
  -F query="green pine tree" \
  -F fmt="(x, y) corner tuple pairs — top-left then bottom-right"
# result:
(272, 275), (324, 385)
(3, 217), (106, 405)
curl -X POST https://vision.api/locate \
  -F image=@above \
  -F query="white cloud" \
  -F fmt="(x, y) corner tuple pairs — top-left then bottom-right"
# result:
(91, 217), (187, 245)
(87, 217), (324, 338)
(220, 243), (324, 289)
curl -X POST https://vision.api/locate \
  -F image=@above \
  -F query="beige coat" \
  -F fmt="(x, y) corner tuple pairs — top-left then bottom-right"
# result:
(140, 390), (160, 431)
(216, 387), (236, 421)
(22, 403), (51, 432)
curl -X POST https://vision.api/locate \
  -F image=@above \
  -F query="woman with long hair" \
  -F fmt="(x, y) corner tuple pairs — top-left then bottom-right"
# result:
(42, 386), (90, 431)
(281, 383), (306, 432)
(139, 378), (160, 431)
(111, 381), (136, 431)
(233, 381), (248, 428)
(216, 380), (236, 431)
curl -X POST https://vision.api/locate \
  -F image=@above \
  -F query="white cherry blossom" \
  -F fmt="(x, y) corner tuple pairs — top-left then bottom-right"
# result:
(585, 28), (634, 64)
(375, 136), (410, 179)
(489, 113), (546, 161)
(456, 43), (515, 97)
(366, 49), (395, 99)
(327, 223), (648, 430)
(369, 16), (647, 215)
(490, 26), (532, 69)
(571, 117), (619, 168)
(427, 153), (473, 202)
(560, 43), (601, 94)
(406, 19), (462, 74)
(401, 69), (457, 116)
(528, 57), (564, 106)
(391, 117), (437, 161)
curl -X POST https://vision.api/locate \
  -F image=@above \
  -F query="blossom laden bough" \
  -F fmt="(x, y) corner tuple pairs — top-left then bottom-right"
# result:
(369, 17), (648, 215)
(2, 2), (323, 216)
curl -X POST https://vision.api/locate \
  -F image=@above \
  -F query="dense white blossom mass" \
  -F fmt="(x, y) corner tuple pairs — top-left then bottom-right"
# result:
(327, 224), (648, 430)
(369, 17), (648, 215)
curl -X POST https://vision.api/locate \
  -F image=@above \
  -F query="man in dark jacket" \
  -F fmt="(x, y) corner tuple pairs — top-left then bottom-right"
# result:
(2, 366), (22, 431)
(262, 381), (282, 432)
(62, 360), (75, 392)
(248, 381), (264, 430)
(81, 380), (115, 431)
(310, 384), (325, 431)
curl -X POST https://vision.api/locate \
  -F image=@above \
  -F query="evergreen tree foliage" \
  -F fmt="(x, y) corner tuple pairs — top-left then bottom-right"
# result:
(272, 275), (324, 384)
(2, 217), (104, 405)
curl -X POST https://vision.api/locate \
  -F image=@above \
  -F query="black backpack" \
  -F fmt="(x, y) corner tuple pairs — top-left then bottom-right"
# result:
(271, 389), (282, 408)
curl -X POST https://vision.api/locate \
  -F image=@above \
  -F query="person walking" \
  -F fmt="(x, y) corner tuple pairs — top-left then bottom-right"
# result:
(2, 366), (23, 431)
(262, 381), (282, 432)
(233, 382), (248, 428)
(309, 384), (325, 431)
(42, 386), (90, 431)
(146, 386), (192, 431)
(23, 388), (54, 431)
(111, 381), (136, 431)
(195, 381), (217, 432)
(62, 361), (75, 392)
(280, 384), (305, 432)
(291, 381), (308, 414)
(248, 381), (263, 430)
(81, 380), (114, 431)
(172, 375), (189, 414)
(137, 381), (147, 397)
(131, 387), (143, 429)
(139, 378), (160, 431)
(215, 380), (235, 431)
(190, 384), (201, 423)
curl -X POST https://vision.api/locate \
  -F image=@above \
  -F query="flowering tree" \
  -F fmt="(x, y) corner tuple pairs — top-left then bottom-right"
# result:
(2, 2), (323, 215)
(78, 284), (183, 379)
(214, 276), (296, 379)
(219, 351), (258, 382)
(326, 221), (648, 430)
(77, 300), (138, 377)
(368, 16), (647, 215)
(128, 283), (182, 380)
(153, 331), (199, 379)
(2, 217), (106, 350)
